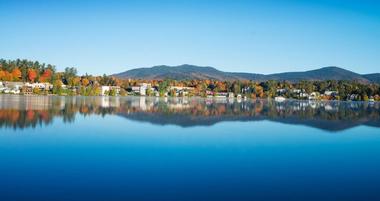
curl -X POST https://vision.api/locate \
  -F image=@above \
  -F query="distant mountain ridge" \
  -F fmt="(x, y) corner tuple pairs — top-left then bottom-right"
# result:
(113, 64), (380, 83)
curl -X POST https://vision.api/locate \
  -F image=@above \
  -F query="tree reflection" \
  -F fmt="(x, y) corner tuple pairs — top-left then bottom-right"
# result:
(0, 95), (379, 132)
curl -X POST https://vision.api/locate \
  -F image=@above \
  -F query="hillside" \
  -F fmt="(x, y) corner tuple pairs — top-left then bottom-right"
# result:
(113, 65), (380, 83)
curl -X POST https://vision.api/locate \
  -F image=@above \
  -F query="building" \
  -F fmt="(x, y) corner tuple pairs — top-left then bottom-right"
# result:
(24, 82), (53, 90)
(168, 86), (194, 97)
(309, 92), (320, 100)
(276, 89), (287, 94)
(131, 83), (152, 96)
(324, 91), (339, 96)
(347, 94), (360, 101)
(101, 86), (120, 96)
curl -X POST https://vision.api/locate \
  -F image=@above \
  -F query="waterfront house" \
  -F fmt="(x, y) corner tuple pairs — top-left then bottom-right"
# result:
(206, 90), (214, 97)
(309, 92), (320, 100)
(347, 94), (360, 101)
(4, 82), (24, 90)
(25, 82), (53, 90)
(324, 91), (339, 96)
(101, 86), (120, 96)
(292, 89), (302, 94)
(168, 86), (194, 97)
(276, 89), (287, 94)
(131, 83), (152, 96)
(291, 89), (308, 99)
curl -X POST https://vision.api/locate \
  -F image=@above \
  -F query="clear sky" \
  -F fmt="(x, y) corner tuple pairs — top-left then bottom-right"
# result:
(0, 0), (379, 75)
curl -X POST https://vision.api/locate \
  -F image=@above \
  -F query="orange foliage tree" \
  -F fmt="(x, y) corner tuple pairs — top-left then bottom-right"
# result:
(12, 68), (22, 81)
(81, 78), (90, 86)
(28, 69), (38, 82)
(0, 70), (5, 81)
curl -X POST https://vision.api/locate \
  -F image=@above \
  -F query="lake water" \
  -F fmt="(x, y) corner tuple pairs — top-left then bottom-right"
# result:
(1, 95), (380, 201)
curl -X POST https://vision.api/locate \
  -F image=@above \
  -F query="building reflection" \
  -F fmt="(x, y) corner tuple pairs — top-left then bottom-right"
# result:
(0, 95), (379, 131)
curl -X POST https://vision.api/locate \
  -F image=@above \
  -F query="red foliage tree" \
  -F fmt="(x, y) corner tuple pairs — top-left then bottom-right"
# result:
(40, 69), (52, 82)
(28, 69), (37, 83)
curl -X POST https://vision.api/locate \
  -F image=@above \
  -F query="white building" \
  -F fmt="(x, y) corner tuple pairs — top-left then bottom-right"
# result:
(309, 92), (320, 100)
(101, 86), (120, 96)
(132, 83), (152, 96)
(25, 82), (53, 90)
(324, 91), (339, 96)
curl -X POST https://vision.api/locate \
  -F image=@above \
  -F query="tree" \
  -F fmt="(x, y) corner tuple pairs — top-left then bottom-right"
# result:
(81, 78), (90, 87)
(109, 88), (117, 96)
(232, 82), (241, 95)
(63, 67), (77, 85)
(12, 68), (22, 81)
(52, 80), (63, 95)
(0, 70), (5, 81)
(28, 69), (37, 82)
(119, 88), (127, 96)
(33, 87), (40, 94)
(40, 69), (53, 82)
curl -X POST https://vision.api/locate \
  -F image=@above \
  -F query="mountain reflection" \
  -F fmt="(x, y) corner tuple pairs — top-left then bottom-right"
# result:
(0, 95), (379, 132)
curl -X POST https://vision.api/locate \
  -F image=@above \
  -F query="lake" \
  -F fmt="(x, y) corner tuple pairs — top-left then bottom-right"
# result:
(0, 95), (380, 201)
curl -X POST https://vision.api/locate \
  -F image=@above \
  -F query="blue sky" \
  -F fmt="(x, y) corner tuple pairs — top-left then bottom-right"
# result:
(0, 0), (379, 75)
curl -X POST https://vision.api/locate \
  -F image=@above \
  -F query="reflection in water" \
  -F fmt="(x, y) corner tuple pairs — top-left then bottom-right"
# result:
(0, 95), (379, 131)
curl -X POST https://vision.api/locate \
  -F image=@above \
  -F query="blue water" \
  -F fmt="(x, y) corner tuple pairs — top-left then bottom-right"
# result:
(0, 95), (380, 200)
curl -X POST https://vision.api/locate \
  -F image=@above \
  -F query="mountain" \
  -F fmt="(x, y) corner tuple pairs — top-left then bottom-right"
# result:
(363, 73), (380, 83)
(113, 65), (380, 83)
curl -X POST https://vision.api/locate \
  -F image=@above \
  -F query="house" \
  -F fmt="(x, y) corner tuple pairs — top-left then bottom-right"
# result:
(292, 89), (308, 98)
(4, 82), (24, 90)
(228, 92), (234, 98)
(324, 91), (339, 96)
(131, 83), (152, 96)
(300, 93), (309, 98)
(131, 86), (141, 94)
(0, 82), (5, 92)
(206, 90), (214, 97)
(1, 82), (23, 94)
(25, 82), (53, 90)
(347, 94), (360, 101)
(309, 92), (320, 100)
(292, 89), (302, 93)
(168, 86), (194, 97)
(242, 86), (251, 94)
(276, 89), (287, 94)
(101, 86), (120, 96)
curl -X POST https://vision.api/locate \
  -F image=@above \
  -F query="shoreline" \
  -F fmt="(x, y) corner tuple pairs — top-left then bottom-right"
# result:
(0, 93), (378, 103)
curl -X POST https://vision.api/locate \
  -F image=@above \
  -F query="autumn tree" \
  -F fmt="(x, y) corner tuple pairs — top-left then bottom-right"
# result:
(12, 68), (22, 81)
(0, 70), (5, 81)
(40, 69), (53, 82)
(28, 69), (37, 83)
(81, 78), (90, 87)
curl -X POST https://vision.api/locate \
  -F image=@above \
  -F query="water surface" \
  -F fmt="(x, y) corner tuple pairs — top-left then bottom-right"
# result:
(0, 95), (380, 200)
